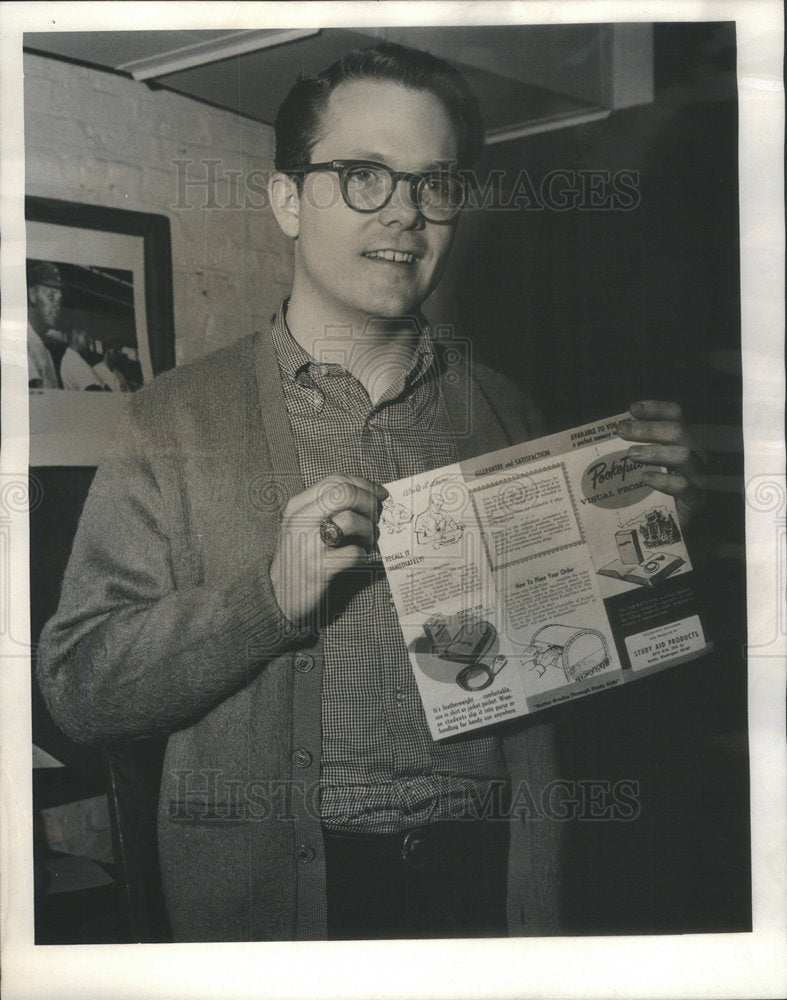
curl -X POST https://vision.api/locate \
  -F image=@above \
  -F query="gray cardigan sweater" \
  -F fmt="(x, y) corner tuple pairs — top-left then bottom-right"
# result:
(37, 327), (561, 941)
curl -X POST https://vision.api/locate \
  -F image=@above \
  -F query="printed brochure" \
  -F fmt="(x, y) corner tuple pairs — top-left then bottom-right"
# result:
(378, 413), (711, 740)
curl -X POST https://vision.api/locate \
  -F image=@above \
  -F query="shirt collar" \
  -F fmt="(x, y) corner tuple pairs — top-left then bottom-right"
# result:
(269, 298), (437, 400)
(270, 299), (313, 381)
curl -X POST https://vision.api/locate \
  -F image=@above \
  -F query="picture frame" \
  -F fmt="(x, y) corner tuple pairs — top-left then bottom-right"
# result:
(25, 196), (175, 465)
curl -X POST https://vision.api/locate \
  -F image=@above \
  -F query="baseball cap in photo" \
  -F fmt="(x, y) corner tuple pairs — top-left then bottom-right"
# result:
(27, 261), (64, 288)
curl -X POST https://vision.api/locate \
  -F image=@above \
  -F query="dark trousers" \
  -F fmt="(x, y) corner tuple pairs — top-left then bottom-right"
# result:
(324, 819), (510, 940)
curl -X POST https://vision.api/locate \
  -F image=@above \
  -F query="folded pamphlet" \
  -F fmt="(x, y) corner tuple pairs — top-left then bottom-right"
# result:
(378, 413), (711, 739)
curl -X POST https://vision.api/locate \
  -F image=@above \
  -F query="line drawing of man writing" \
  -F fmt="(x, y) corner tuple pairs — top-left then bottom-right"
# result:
(414, 476), (465, 547)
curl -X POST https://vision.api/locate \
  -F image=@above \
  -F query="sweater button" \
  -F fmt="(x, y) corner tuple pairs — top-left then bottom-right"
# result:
(294, 653), (314, 673)
(295, 844), (315, 863)
(292, 748), (312, 768)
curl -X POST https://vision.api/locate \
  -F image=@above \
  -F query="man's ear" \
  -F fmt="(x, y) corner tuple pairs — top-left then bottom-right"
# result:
(269, 172), (301, 239)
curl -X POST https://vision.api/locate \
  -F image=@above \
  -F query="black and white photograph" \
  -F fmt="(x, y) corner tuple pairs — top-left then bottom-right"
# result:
(25, 195), (174, 464)
(0, 3), (783, 1000)
(26, 258), (140, 392)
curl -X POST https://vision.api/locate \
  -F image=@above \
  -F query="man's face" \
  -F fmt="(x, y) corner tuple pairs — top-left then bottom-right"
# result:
(28, 283), (62, 330)
(291, 80), (460, 324)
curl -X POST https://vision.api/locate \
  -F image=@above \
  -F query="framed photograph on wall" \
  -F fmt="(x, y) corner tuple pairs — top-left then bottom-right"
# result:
(25, 196), (174, 465)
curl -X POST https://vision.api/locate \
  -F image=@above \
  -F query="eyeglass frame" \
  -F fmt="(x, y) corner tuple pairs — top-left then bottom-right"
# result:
(282, 159), (467, 223)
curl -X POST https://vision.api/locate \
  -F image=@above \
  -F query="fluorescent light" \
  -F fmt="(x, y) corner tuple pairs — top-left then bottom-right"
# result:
(484, 108), (610, 144)
(118, 29), (321, 81)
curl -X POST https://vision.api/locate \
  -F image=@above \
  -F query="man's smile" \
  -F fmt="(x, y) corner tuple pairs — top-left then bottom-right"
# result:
(362, 249), (420, 264)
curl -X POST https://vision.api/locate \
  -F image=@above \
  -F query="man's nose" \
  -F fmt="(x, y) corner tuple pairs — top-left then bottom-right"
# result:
(377, 177), (422, 228)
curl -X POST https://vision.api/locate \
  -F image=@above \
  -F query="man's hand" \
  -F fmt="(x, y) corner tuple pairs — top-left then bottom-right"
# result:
(618, 400), (706, 525)
(270, 474), (388, 626)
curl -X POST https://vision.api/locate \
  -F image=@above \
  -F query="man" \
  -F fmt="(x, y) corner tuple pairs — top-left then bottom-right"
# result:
(37, 43), (704, 942)
(414, 477), (464, 547)
(59, 327), (105, 391)
(92, 340), (131, 392)
(26, 260), (62, 388)
(26, 261), (105, 390)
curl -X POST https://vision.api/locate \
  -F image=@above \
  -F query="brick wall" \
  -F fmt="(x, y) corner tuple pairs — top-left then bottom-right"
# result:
(24, 52), (293, 367)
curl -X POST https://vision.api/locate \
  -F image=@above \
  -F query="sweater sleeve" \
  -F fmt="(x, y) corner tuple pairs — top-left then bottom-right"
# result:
(36, 400), (307, 746)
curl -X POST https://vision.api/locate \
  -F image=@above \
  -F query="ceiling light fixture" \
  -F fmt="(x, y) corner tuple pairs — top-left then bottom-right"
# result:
(117, 28), (321, 81)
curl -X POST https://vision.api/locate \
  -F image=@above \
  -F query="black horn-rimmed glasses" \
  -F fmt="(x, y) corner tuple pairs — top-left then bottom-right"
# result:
(284, 159), (466, 223)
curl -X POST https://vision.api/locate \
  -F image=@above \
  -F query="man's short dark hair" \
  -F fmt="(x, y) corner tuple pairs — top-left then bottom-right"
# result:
(274, 42), (484, 171)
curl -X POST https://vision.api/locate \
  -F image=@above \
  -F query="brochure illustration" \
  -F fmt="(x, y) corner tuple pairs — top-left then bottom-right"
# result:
(378, 412), (711, 740)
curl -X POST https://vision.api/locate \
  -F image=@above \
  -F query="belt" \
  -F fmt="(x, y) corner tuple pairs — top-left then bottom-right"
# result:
(323, 819), (507, 870)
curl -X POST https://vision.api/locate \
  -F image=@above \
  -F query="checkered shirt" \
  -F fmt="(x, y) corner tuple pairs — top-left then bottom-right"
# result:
(270, 302), (507, 833)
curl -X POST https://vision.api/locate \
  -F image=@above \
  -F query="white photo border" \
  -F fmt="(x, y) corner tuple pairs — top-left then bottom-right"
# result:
(1, 3), (783, 999)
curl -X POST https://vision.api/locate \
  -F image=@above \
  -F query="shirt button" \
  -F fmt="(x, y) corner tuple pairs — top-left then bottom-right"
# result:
(295, 844), (315, 863)
(294, 653), (314, 674)
(395, 688), (406, 704)
(292, 748), (312, 768)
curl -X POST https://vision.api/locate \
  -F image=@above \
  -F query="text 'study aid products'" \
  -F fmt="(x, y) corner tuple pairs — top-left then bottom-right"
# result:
(378, 413), (712, 740)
